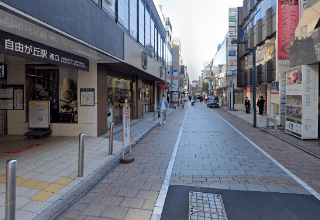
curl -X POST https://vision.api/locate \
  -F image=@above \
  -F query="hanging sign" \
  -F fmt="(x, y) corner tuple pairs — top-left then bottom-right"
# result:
(278, 0), (299, 60)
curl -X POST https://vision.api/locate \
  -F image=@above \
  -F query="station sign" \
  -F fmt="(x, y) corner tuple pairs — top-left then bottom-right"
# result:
(0, 30), (89, 71)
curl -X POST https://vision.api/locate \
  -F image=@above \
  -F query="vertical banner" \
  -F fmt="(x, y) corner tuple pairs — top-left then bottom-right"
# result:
(122, 103), (130, 159)
(278, 0), (299, 60)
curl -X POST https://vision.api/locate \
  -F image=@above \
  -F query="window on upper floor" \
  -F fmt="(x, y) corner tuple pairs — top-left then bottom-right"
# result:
(91, 0), (100, 6)
(138, 0), (145, 46)
(158, 32), (161, 62)
(118, 0), (129, 29)
(102, 0), (116, 20)
(150, 19), (155, 56)
(130, 0), (138, 40)
(145, 9), (151, 52)
(155, 28), (158, 60)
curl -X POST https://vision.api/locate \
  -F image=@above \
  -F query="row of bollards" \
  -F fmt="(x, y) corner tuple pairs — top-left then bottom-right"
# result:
(5, 123), (115, 219)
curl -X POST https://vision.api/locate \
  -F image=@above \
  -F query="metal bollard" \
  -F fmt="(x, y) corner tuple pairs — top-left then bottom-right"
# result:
(109, 123), (114, 155)
(153, 104), (156, 121)
(78, 133), (85, 177)
(6, 159), (17, 220)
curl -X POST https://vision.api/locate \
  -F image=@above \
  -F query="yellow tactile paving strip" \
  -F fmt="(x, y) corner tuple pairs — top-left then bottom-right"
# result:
(0, 174), (73, 202)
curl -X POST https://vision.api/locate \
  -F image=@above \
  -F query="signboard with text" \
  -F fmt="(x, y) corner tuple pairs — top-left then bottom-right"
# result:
(28, 100), (50, 130)
(123, 103), (130, 148)
(0, 30), (89, 71)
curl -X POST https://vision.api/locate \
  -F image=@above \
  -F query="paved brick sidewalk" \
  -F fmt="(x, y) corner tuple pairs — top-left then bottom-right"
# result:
(58, 105), (187, 220)
(213, 107), (320, 195)
(0, 109), (173, 220)
(221, 105), (320, 163)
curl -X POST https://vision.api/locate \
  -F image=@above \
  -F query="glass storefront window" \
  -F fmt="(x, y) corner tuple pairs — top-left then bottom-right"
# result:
(130, 0), (138, 40)
(118, 0), (129, 29)
(102, 0), (116, 20)
(138, 0), (145, 46)
(150, 19), (155, 56)
(145, 9), (151, 52)
(26, 66), (78, 123)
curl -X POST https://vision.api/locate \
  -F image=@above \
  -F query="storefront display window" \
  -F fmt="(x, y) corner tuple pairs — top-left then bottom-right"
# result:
(102, 0), (117, 20)
(26, 66), (78, 123)
(118, 0), (129, 29)
(130, 0), (138, 40)
(138, 0), (145, 46)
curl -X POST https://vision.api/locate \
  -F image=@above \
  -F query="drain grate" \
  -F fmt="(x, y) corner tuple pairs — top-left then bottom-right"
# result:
(189, 192), (228, 220)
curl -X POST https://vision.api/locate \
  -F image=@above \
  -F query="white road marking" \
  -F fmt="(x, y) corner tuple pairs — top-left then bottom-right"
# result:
(151, 109), (189, 219)
(212, 109), (320, 201)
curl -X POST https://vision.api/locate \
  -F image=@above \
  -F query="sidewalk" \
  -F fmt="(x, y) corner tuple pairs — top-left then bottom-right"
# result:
(221, 105), (320, 158)
(0, 109), (173, 220)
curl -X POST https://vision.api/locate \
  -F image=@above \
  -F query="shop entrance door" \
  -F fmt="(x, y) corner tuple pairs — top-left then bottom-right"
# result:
(107, 77), (133, 128)
(0, 65), (7, 134)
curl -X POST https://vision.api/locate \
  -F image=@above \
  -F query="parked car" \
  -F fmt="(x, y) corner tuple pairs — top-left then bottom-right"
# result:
(207, 96), (219, 108)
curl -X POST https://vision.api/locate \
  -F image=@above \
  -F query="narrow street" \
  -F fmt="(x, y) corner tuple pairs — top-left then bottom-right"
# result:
(59, 102), (320, 220)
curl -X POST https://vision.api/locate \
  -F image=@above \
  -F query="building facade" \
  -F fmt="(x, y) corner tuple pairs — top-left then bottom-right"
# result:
(0, 0), (172, 137)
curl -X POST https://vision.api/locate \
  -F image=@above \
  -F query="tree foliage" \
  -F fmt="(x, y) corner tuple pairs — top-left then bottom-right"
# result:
(201, 82), (209, 93)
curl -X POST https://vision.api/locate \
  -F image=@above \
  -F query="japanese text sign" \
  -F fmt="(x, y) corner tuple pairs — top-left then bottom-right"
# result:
(0, 30), (89, 71)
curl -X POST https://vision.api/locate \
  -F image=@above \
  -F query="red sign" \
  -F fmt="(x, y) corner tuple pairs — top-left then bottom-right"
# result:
(246, 87), (251, 94)
(173, 76), (178, 80)
(278, 0), (299, 60)
(156, 82), (169, 90)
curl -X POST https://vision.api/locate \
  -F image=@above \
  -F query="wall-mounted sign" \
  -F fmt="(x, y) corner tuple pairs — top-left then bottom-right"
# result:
(0, 30), (89, 71)
(80, 88), (95, 106)
(229, 51), (236, 56)
(142, 51), (147, 69)
(0, 85), (24, 110)
(229, 17), (236, 22)
(228, 71), (236, 75)
(229, 61), (236, 66)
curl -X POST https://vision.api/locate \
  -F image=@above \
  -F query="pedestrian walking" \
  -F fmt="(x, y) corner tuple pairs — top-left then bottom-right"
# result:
(257, 96), (265, 115)
(158, 95), (169, 125)
(245, 97), (251, 114)
(189, 96), (191, 101)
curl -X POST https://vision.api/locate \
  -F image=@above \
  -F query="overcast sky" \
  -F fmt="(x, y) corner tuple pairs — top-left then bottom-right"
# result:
(157, 0), (243, 80)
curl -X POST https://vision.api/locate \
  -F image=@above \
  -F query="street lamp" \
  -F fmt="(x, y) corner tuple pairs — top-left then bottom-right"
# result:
(231, 39), (257, 128)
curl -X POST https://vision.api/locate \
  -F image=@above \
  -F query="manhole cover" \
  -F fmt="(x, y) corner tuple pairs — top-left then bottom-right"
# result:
(189, 192), (228, 220)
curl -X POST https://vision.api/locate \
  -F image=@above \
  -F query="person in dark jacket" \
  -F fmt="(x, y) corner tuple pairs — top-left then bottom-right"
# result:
(244, 97), (251, 114)
(257, 96), (265, 115)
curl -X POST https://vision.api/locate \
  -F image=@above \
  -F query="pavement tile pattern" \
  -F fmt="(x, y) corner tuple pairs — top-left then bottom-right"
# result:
(216, 106), (320, 195)
(0, 110), (172, 220)
(59, 107), (185, 220)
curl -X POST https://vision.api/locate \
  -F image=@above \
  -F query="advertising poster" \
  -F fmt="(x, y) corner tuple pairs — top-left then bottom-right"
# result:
(278, 0), (299, 60)
(280, 79), (286, 116)
(271, 81), (280, 104)
(171, 70), (179, 91)
(59, 69), (78, 111)
(28, 100), (50, 129)
(285, 65), (318, 139)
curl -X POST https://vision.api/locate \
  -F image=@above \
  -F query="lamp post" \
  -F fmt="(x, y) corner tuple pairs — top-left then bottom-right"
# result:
(231, 39), (257, 128)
